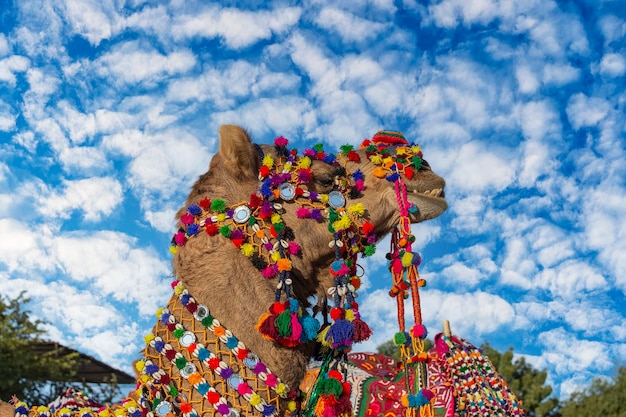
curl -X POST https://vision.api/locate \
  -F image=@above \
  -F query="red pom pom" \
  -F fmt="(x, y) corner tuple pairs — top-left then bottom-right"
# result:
(249, 194), (262, 209)
(404, 167), (415, 179)
(361, 221), (374, 234)
(328, 370), (343, 381)
(231, 238), (244, 248)
(237, 348), (248, 360)
(259, 165), (271, 178)
(347, 150), (360, 162)
(199, 197), (211, 210)
(342, 382), (351, 395)
(330, 307), (344, 321)
(270, 302), (285, 314)
(208, 357), (220, 369)
(205, 223), (219, 236)
(206, 391), (220, 404)
(165, 349), (176, 361)
(295, 187), (304, 196)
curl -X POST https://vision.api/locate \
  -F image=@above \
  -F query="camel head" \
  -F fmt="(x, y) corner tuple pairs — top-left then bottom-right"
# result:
(170, 124), (446, 388)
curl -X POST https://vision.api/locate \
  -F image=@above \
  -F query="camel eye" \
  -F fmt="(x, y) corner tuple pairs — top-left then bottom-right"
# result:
(316, 175), (334, 188)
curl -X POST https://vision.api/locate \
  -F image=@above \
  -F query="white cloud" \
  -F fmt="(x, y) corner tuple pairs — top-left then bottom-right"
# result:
(515, 65), (539, 94)
(0, 33), (9, 56)
(0, 55), (30, 85)
(315, 8), (388, 43)
(0, 99), (16, 131)
(103, 128), (212, 204)
(38, 177), (123, 221)
(566, 93), (610, 130)
(60, 0), (120, 46)
(533, 260), (607, 300)
(542, 63), (580, 86)
(0, 219), (53, 271)
(599, 52), (626, 77)
(171, 6), (301, 49)
(95, 41), (196, 86)
(446, 141), (517, 193)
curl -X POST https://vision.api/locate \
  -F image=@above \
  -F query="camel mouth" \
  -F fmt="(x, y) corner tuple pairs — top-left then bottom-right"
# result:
(405, 185), (448, 220)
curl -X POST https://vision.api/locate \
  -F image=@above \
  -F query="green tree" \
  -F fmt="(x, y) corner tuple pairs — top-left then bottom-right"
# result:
(376, 338), (433, 362)
(481, 343), (559, 417)
(557, 366), (626, 417)
(0, 292), (121, 405)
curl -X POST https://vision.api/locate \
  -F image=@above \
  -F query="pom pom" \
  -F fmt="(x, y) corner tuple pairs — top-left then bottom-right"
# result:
(210, 199), (226, 212)
(361, 221), (374, 234)
(393, 331), (409, 346)
(180, 212), (194, 225)
(410, 324), (428, 339)
(296, 207), (311, 218)
(347, 203), (365, 216)
(298, 168), (312, 183)
(274, 136), (289, 147)
(329, 307), (344, 321)
(277, 258), (292, 271)
(289, 313), (303, 341)
(288, 241), (301, 255)
(386, 172), (400, 182)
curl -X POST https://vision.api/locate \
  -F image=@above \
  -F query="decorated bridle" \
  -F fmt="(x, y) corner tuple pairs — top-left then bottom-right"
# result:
(13, 131), (431, 417)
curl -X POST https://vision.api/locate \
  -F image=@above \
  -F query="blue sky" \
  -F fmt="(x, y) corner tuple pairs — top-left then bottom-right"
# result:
(0, 0), (625, 401)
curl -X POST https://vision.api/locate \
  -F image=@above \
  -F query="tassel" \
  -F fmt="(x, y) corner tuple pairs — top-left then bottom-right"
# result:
(290, 313), (303, 341)
(256, 312), (279, 341)
(325, 319), (354, 349)
(302, 315), (321, 342)
(275, 310), (292, 337)
(351, 317), (372, 342)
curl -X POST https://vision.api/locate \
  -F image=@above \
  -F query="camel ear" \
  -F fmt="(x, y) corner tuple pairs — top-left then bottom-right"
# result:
(218, 124), (259, 179)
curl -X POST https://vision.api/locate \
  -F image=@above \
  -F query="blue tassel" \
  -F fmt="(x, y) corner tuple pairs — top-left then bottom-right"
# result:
(326, 319), (354, 349)
(301, 315), (321, 342)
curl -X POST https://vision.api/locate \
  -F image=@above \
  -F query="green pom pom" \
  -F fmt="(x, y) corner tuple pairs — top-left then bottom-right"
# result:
(340, 144), (354, 154)
(219, 225), (231, 237)
(318, 377), (342, 397)
(366, 145), (377, 153)
(412, 156), (423, 170)
(168, 384), (178, 397)
(313, 144), (324, 152)
(248, 217), (257, 226)
(364, 245), (376, 256)
(273, 222), (284, 234)
(210, 199), (227, 212)
(173, 328), (184, 339)
(174, 357), (187, 370)
(393, 331), (407, 346)
(201, 315), (214, 327)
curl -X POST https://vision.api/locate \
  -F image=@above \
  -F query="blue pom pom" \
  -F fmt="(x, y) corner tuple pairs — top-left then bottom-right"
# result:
(352, 169), (364, 181)
(301, 315), (321, 342)
(225, 336), (239, 349)
(260, 180), (273, 197)
(323, 154), (336, 164)
(326, 319), (354, 348)
(187, 204), (202, 215)
(409, 204), (419, 214)
(187, 223), (199, 235)
(386, 173), (400, 182)
(198, 347), (210, 361)
(289, 298), (299, 313)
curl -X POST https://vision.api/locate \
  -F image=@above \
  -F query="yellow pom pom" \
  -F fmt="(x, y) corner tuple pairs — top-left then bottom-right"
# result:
(169, 246), (178, 255)
(396, 146), (408, 156)
(345, 309), (355, 321)
(240, 243), (254, 257)
(141, 374), (149, 383)
(271, 252), (280, 262)
(298, 156), (311, 168)
(144, 333), (155, 344)
(114, 408), (125, 417)
(370, 154), (383, 165)
(319, 194), (329, 204)
(98, 411), (110, 417)
(36, 406), (48, 414)
(276, 383), (288, 395)
(401, 252), (413, 267)
(287, 401), (297, 412)
(217, 213), (226, 222)
(262, 155), (274, 169)
(155, 307), (164, 318)
(174, 283), (184, 295)
(284, 162), (292, 171)
(412, 145), (421, 154)
(249, 394), (262, 406)
(135, 360), (145, 372)
(333, 213), (352, 231)
(271, 213), (282, 224)
(347, 203), (365, 216)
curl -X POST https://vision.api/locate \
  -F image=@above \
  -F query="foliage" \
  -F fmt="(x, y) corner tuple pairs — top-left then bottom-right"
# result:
(557, 366), (626, 417)
(480, 343), (559, 417)
(0, 292), (121, 405)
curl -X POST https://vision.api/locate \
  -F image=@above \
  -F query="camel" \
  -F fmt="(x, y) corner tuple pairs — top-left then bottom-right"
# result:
(3, 125), (523, 417)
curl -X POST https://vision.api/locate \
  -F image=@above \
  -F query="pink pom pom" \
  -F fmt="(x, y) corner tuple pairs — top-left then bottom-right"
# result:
(174, 231), (187, 246)
(262, 265), (277, 278)
(180, 212), (194, 225)
(237, 382), (252, 395)
(274, 136), (289, 147)
(410, 324), (427, 339)
(288, 241), (301, 255)
(296, 207), (311, 218)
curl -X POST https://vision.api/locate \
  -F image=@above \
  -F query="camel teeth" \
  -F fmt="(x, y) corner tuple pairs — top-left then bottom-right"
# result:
(411, 188), (443, 197)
